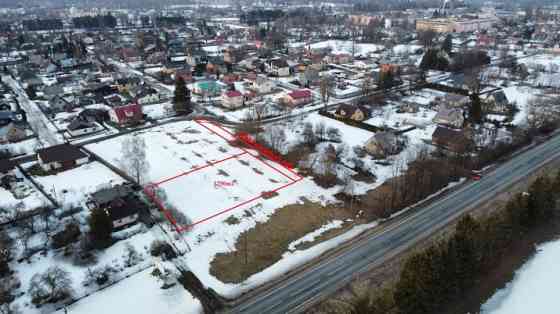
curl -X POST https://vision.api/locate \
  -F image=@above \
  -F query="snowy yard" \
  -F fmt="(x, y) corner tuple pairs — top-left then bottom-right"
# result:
(26, 161), (126, 209)
(55, 266), (202, 314)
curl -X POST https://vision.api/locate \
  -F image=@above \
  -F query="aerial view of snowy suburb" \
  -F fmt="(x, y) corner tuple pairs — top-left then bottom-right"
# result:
(0, 0), (559, 313)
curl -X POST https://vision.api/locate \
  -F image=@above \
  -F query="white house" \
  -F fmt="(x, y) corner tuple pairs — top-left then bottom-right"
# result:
(222, 90), (244, 109)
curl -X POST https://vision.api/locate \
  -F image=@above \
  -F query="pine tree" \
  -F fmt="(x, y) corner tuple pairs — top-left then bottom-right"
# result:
(442, 34), (453, 55)
(173, 77), (191, 115)
(453, 215), (481, 290)
(88, 208), (113, 249)
(469, 95), (483, 124)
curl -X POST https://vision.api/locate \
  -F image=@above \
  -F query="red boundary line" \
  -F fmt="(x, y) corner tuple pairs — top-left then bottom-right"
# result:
(153, 151), (248, 186)
(195, 119), (303, 182)
(143, 119), (304, 232)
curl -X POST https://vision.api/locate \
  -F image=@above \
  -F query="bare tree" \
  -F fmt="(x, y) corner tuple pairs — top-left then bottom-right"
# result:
(264, 126), (287, 152)
(319, 76), (332, 111)
(361, 76), (374, 102)
(28, 266), (72, 304)
(120, 135), (150, 185)
(315, 122), (327, 142)
(301, 122), (317, 147)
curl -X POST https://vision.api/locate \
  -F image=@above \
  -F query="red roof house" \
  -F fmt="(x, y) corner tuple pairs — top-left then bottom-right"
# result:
(109, 103), (143, 125)
(283, 89), (313, 107)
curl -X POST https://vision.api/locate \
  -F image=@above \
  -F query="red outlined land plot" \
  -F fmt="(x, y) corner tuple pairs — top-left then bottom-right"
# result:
(144, 119), (303, 232)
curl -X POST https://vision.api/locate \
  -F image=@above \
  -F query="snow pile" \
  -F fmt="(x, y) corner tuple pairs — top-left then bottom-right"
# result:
(288, 220), (344, 251)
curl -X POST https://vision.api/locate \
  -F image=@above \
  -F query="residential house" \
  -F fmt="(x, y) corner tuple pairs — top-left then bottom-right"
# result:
(485, 90), (511, 114)
(327, 53), (352, 65)
(281, 89), (313, 107)
(116, 77), (142, 93)
(135, 87), (160, 105)
(106, 196), (141, 229)
(174, 68), (193, 83)
(299, 67), (320, 87)
(364, 132), (404, 158)
(267, 59), (290, 77)
(120, 47), (141, 63)
(431, 126), (472, 153)
(79, 108), (109, 124)
(0, 158), (16, 181)
(87, 183), (134, 209)
(109, 103), (143, 125)
(443, 94), (470, 108)
(222, 90), (244, 109)
(67, 118), (103, 137)
(252, 76), (275, 94)
(433, 107), (465, 129)
(334, 104), (370, 121)
(37, 143), (89, 172)
(43, 84), (65, 100)
(0, 123), (27, 143)
(193, 80), (222, 96)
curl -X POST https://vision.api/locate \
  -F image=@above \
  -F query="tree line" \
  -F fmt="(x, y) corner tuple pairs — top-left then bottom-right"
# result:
(22, 19), (63, 31)
(340, 172), (560, 314)
(72, 14), (117, 29)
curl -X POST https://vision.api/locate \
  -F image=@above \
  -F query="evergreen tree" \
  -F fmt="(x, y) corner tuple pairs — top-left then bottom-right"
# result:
(469, 95), (483, 124)
(173, 77), (191, 115)
(88, 208), (113, 249)
(442, 34), (453, 55)
(452, 215), (481, 290)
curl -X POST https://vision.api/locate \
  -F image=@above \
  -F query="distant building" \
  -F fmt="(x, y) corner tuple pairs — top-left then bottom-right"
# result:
(416, 17), (498, 33)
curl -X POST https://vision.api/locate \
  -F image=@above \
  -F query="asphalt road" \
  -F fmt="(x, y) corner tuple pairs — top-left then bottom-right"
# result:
(229, 133), (560, 314)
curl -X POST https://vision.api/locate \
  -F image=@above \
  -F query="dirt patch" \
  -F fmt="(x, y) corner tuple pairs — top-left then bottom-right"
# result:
(269, 179), (279, 184)
(210, 200), (358, 284)
(217, 169), (229, 177)
(239, 159), (250, 166)
(184, 128), (201, 134)
(252, 168), (264, 175)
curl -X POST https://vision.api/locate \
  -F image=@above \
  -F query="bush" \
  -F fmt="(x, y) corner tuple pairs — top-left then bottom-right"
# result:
(83, 265), (117, 287)
(123, 243), (143, 267)
(52, 222), (81, 249)
(150, 240), (177, 260)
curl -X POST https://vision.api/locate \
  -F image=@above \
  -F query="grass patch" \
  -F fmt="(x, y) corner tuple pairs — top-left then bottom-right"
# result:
(210, 200), (356, 283)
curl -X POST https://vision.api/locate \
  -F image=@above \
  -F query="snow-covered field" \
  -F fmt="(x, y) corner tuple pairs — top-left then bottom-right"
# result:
(27, 161), (126, 209)
(481, 239), (560, 314)
(55, 266), (202, 314)
(85, 119), (365, 297)
(290, 40), (384, 56)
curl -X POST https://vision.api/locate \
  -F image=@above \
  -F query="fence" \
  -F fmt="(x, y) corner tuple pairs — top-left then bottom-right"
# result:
(318, 110), (387, 133)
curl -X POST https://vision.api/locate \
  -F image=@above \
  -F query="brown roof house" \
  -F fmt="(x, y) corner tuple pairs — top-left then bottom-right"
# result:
(431, 126), (472, 153)
(432, 107), (465, 129)
(334, 104), (370, 122)
(37, 144), (89, 172)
